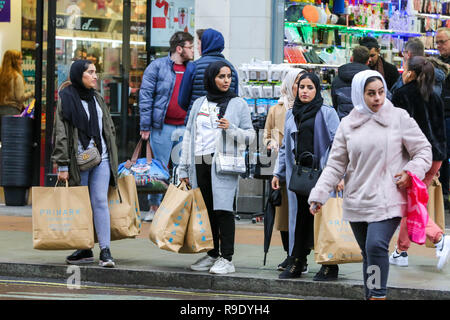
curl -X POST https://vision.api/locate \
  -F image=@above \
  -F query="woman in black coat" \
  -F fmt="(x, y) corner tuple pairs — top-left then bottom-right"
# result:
(391, 56), (449, 270)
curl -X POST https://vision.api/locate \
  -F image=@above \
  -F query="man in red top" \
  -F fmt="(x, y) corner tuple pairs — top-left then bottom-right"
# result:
(139, 31), (194, 220)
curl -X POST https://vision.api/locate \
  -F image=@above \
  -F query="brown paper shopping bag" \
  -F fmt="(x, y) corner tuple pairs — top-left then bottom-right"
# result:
(149, 183), (192, 252)
(426, 178), (446, 248)
(32, 182), (94, 250)
(108, 175), (141, 241)
(179, 188), (214, 254)
(314, 195), (363, 264)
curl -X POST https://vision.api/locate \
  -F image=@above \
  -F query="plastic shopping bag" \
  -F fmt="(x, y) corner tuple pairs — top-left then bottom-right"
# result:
(406, 171), (429, 245)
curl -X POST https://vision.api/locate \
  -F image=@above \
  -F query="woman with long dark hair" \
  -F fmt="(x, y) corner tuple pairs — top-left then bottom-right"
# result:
(52, 60), (119, 268)
(179, 61), (255, 274)
(309, 70), (432, 299)
(390, 56), (450, 270)
(271, 72), (340, 279)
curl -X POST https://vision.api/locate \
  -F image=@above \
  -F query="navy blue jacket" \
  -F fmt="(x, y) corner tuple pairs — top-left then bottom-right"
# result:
(178, 28), (239, 124)
(139, 54), (187, 131)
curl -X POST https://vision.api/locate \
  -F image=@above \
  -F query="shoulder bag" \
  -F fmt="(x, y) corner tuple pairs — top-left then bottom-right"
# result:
(288, 132), (322, 196)
(215, 131), (247, 175)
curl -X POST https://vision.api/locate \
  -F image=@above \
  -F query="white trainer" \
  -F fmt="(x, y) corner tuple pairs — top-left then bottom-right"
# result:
(436, 235), (450, 270)
(190, 255), (218, 271)
(209, 257), (235, 274)
(389, 249), (408, 267)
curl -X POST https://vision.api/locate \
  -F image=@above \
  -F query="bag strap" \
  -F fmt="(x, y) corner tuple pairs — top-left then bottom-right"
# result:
(130, 139), (143, 163)
(131, 138), (153, 164)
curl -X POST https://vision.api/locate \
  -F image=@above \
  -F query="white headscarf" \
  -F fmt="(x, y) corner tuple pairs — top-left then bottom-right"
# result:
(279, 68), (305, 110)
(351, 70), (388, 115)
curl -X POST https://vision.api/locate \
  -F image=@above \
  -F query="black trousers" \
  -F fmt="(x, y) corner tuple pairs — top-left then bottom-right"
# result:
(291, 194), (314, 261)
(195, 155), (235, 261)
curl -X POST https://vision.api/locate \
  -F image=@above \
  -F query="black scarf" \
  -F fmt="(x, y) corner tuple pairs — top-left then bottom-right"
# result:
(203, 61), (237, 119)
(59, 60), (102, 155)
(292, 72), (323, 124)
(292, 73), (323, 165)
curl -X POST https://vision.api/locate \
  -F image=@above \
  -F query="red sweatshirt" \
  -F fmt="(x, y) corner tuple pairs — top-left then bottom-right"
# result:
(164, 63), (187, 125)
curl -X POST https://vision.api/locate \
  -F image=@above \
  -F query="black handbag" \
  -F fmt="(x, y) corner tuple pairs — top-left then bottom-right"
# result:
(288, 150), (322, 197)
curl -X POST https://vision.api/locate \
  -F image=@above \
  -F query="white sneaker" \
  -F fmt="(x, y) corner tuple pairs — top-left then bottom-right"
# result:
(190, 255), (218, 271)
(389, 249), (409, 267)
(436, 235), (450, 270)
(209, 257), (235, 274)
(143, 207), (157, 222)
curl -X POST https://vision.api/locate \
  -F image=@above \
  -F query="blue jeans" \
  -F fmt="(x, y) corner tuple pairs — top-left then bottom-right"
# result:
(80, 159), (111, 250)
(350, 217), (401, 299)
(149, 124), (185, 206)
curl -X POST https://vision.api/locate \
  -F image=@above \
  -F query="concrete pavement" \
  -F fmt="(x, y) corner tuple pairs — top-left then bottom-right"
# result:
(0, 205), (449, 300)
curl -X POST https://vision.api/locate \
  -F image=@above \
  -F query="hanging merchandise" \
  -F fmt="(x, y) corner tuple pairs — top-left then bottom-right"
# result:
(283, 0), (444, 68)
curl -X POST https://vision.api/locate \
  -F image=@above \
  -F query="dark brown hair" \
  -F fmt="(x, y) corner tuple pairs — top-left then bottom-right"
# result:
(169, 31), (194, 54)
(407, 56), (435, 102)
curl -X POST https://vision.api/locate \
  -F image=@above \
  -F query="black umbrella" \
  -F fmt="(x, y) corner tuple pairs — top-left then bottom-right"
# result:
(263, 186), (282, 265)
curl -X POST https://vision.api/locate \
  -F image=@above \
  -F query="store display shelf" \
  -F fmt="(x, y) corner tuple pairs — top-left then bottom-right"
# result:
(55, 35), (145, 46)
(21, 40), (36, 50)
(425, 49), (440, 54)
(284, 40), (347, 48)
(416, 13), (450, 20)
(286, 21), (425, 36)
(283, 62), (341, 68)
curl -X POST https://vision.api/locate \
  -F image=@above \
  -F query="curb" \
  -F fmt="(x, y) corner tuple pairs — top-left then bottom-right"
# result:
(0, 262), (449, 300)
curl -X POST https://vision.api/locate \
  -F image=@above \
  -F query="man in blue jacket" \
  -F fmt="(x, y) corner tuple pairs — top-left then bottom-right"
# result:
(139, 31), (194, 218)
(178, 28), (239, 124)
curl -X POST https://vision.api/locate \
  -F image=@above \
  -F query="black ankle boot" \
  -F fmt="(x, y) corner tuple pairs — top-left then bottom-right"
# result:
(279, 258), (305, 279)
(313, 264), (339, 281)
(277, 256), (294, 271)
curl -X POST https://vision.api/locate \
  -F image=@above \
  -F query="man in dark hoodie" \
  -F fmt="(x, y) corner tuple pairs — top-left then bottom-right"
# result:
(331, 45), (370, 119)
(178, 28), (239, 124)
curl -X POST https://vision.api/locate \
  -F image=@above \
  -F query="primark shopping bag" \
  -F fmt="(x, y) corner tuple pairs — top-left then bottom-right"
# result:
(149, 182), (192, 252)
(32, 182), (94, 250)
(179, 188), (214, 253)
(108, 175), (141, 241)
(314, 195), (363, 264)
(426, 178), (446, 248)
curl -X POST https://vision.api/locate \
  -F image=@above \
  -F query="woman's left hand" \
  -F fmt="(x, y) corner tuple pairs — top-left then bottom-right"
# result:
(394, 171), (411, 189)
(217, 118), (230, 129)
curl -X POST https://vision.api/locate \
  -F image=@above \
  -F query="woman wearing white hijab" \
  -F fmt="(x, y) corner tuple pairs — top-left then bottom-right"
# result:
(308, 70), (432, 300)
(263, 68), (305, 271)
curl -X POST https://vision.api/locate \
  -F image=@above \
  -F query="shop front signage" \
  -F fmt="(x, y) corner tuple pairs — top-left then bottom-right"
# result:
(56, 14), (110, 32)
(0, 0), (11, 23)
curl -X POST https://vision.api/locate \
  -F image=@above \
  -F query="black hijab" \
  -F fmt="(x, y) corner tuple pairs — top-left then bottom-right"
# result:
(292, 72), (323, 165)
(59, 60), (102, 155)
(203, 61), (237, 118)
(292, 72), (323, 124)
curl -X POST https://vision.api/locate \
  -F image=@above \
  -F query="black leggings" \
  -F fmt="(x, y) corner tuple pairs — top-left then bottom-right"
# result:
(291, 194), (314, 261)
(195, 155), (235, 261)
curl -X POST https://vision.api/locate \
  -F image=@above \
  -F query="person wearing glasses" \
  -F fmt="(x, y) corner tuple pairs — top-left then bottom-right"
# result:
(436, 28), (450, 212)
(139, 31), (194, 221)
(178, 28), (239, 124)
(390, 38), (447, 97)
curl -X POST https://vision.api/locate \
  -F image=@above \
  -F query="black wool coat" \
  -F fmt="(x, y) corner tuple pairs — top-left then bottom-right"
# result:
(392, 80), (447, 161)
